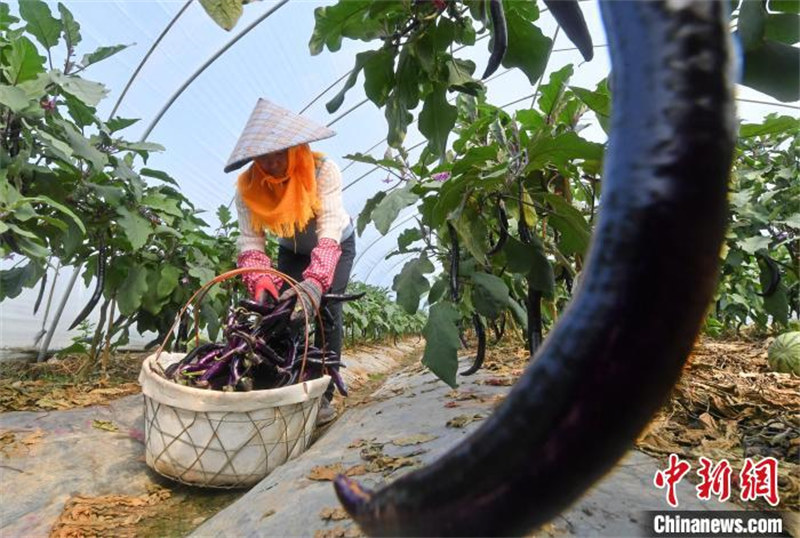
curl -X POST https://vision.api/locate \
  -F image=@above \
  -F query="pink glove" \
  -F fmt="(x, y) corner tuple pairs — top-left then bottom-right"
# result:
(302, 238), (342, 292)
(237, 250), (282, 301)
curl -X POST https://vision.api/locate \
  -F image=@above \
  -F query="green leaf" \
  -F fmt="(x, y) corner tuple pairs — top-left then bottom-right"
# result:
(397, 227), (422, 252)
(502, 236), (555, 298)
(117, 206), (152, 250)
(0, 4), (20, 31)
(50, 72), (108, 107)
(201, 299), (222, 341)
(81, 44), (129, 67)
(2, 36), (46, 84)
(508, 297), (528, 327)
(526, 132), (604, 172)
(392, 255), (434, 314)
(537, 64), (573, 119)
(327, 51), (371, 113)
(198, 0), (243, 30)
(309, 1), (377, 55)
(188, 264), (216, 285)
(117, 266), (149, 316)
(0, 85), (30, 112)
(357, 191), (387, 235)
(56, 119), (107, 169)
(17, 72), (51, 100)
(372, 187), (419, 235)
(25, 195), (86, 233)
(419, 85), (457, 160)
(0, 261), (44, 301)
(428, 277), (447, 304)
(738, 235), (771, 254)
(58, 3), (81, 47)
(543, 193), (591, 256)
(739, 115), (800, 137)
(64, 93), (98, 128)
(571, 83), (611, 133)
(768, 0), (799, 13)
(471, 272), (509, 319)
(141, 167), (178, 186)
(501, 4), (552, 85)
(742, 40), (800, 102)
(90, 184), (126, 205)
(765, 13), (800, 43)
(451, 207), (489, 262)
(16, 235), (50, 258)
(445, 58), (480, 95)
(158, 265), (182, 298)
(19, 0), (61, 50)
(363, 48), (396, 107)
(117, 141), (165, 153)
(106, 116), (139, 133)
(421, 301), (460, 388)
(738, 0), (767, 50)
(217, 205), (232, 225)
(60, 218), (83, 259)
(142, 192), (182, 217)
(396, 47), (421, 109)
(385, 92), (413, 148)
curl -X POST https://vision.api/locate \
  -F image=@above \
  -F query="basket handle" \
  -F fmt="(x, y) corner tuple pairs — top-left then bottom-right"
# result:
(153, 267), (326, 387)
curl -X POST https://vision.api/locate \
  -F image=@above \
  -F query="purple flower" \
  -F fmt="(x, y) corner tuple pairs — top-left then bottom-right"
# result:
(432, 172), (451, 183)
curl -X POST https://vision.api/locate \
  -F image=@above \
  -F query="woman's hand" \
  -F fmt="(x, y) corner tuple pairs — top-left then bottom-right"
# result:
(279, 279), (323, 322)
(238, 249), (281, 302)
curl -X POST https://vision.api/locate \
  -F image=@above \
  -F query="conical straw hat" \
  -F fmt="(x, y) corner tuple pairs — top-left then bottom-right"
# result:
(224, 98), (336, 173)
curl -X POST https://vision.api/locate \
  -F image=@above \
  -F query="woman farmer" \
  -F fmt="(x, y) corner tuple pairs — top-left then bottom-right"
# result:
(225, 98), (356, 425)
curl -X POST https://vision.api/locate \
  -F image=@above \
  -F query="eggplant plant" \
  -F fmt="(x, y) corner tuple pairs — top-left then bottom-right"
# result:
(355, 71), (603, 385)
(0, 1), (262, 367)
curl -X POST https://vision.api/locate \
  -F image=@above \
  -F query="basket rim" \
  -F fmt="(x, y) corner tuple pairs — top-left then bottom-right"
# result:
(139, 352), (330, 413)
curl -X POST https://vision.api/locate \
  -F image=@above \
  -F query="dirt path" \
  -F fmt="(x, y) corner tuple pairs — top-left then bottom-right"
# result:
(0, 341), (421, 538)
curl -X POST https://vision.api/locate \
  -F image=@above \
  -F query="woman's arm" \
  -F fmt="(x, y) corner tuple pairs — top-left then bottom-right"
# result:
(303, 159), (349, 292)
(235, 191), (281, 298)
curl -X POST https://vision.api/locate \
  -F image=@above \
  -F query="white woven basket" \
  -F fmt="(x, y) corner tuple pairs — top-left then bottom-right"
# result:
(139, 352), (330, 488)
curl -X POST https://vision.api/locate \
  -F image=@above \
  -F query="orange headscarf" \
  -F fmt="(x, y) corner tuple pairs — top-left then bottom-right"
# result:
(237, 144), (323, 238)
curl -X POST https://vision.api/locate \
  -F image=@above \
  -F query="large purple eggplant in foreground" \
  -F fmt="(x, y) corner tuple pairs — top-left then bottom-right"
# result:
(334, 1), (737, 535)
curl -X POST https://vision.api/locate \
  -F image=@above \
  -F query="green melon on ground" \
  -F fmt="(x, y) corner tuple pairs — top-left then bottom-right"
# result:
(768, 332), (800, 375)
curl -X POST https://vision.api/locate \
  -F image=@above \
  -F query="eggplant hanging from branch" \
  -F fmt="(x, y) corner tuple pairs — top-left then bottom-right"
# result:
(459, 314), (487, 376)
(486, 198), (509, 257)
(481, 0), (507, 79)
(543, 0), (594, 62)
(334, 1), (736, 535)
(755, 253), (781, 297)
(482, 0), (594, 80)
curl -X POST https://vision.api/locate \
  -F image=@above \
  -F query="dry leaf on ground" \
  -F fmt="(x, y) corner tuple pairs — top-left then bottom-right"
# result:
(49, 487), (171, 538)
(446, 414), (486, 429)
(314, 525), (363, 538)
(319, 507), (349, 521)
(92, 420), (119, 432)
(390, 434), (437, 447)
(307, 463), (367, 482)
(636, 337), (800, 511)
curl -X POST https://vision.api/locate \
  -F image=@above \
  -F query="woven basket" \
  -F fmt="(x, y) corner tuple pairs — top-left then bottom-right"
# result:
(139, 352), (330, 488)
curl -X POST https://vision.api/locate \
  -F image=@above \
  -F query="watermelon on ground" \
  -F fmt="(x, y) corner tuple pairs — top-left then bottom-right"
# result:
(767, 331), (800, 375)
